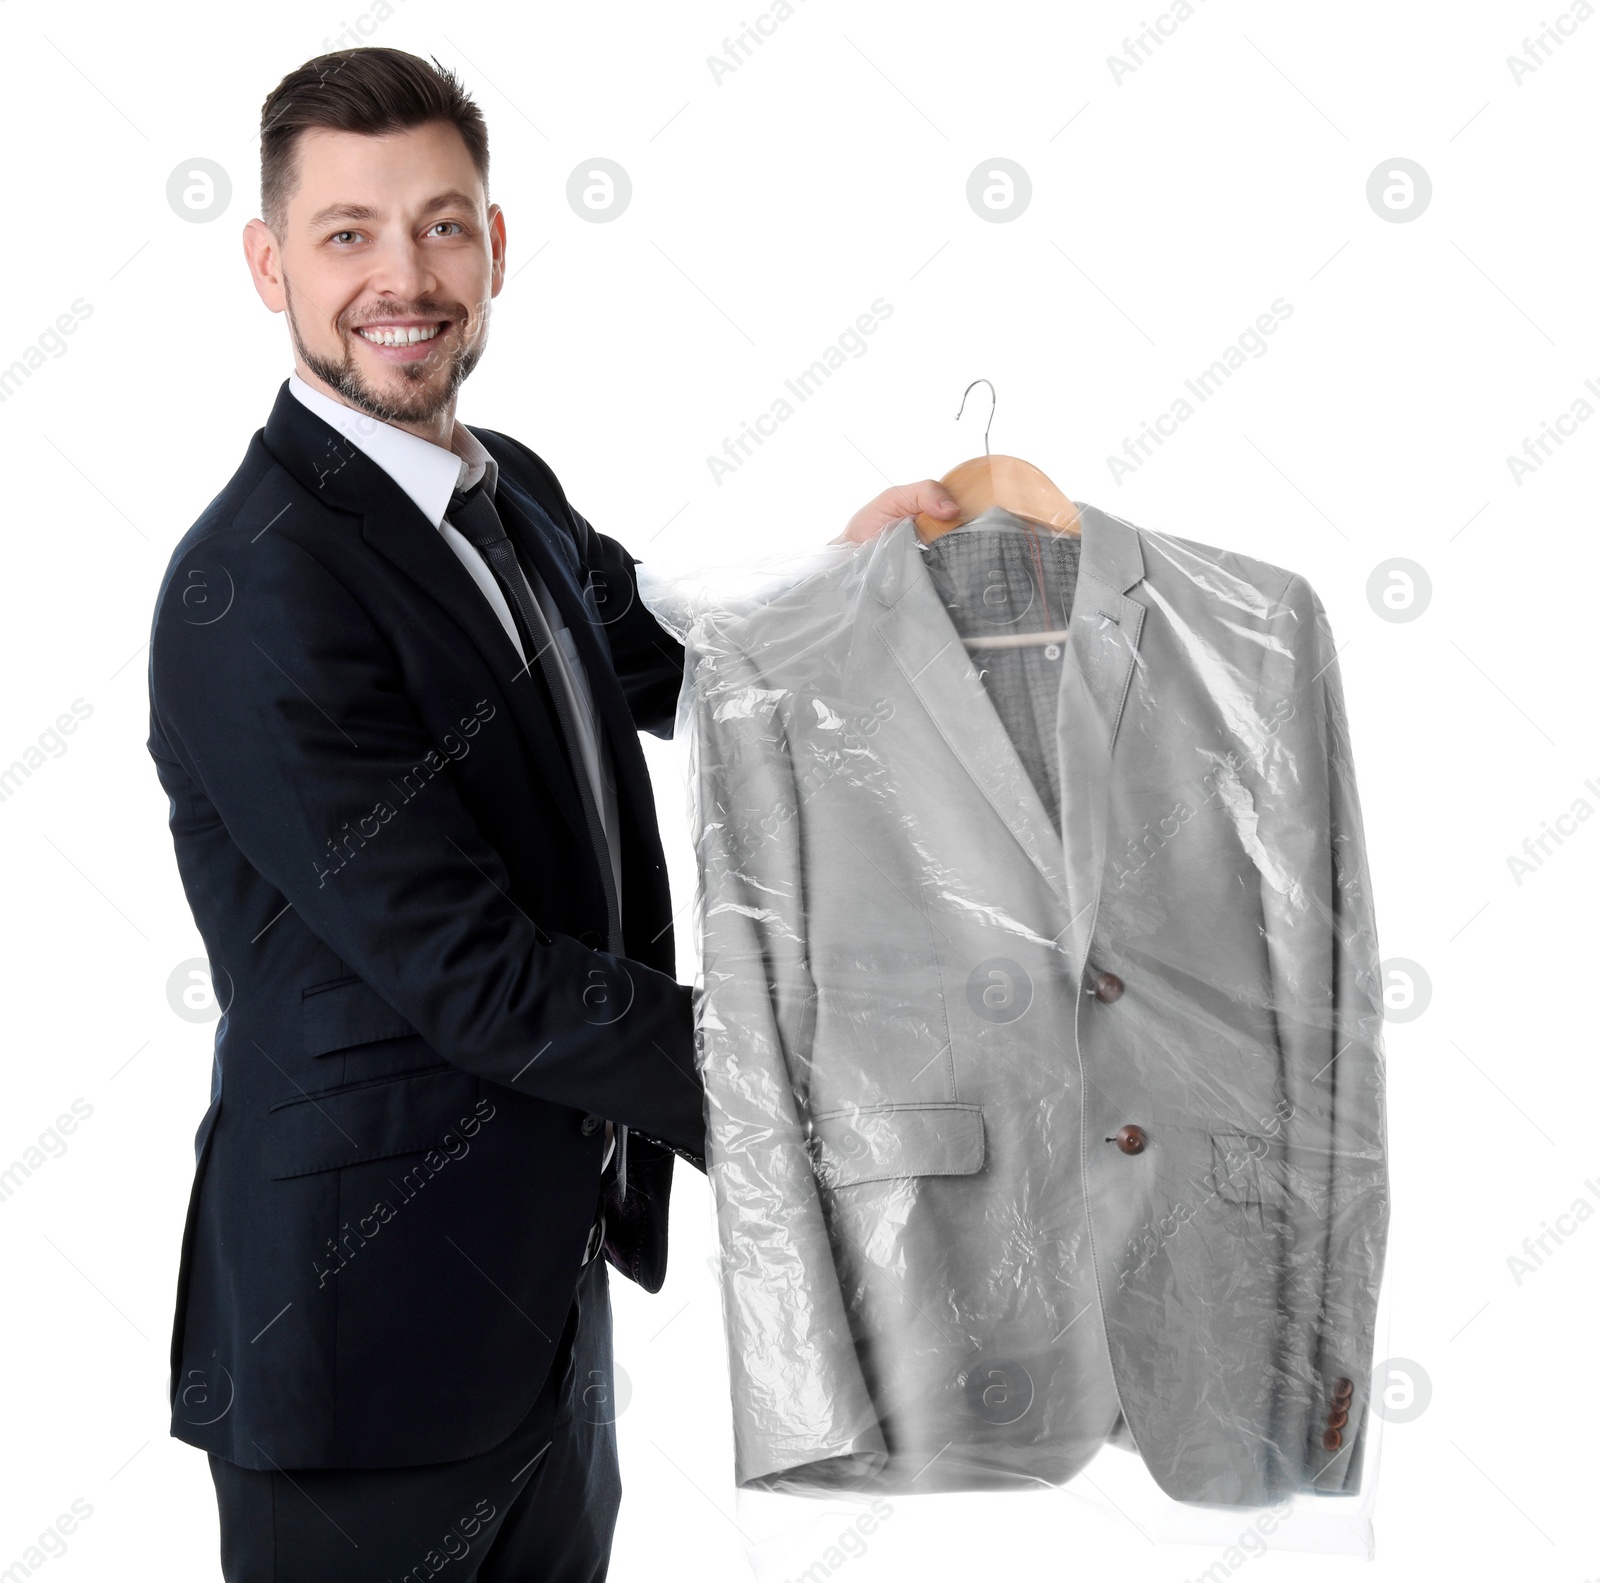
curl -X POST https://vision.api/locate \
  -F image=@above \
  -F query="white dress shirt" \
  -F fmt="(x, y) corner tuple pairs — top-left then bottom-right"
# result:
(288, 373), (620, 1172)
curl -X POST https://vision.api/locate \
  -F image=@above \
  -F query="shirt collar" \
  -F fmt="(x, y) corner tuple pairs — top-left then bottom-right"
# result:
(287, 371), (499, 529)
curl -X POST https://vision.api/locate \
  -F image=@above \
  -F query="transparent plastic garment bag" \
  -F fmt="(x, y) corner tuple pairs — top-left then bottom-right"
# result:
(646, 501), (1390, 1567)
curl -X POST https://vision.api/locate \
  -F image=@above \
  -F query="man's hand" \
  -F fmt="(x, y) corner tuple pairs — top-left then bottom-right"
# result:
(834, 481), (959, 545)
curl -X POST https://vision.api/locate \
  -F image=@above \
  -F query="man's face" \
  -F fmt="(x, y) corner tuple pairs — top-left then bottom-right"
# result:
(246, 121), (504, 428)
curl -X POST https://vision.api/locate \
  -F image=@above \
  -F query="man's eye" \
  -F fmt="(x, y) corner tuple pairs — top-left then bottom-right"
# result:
(429, 222), (464, 237)
(331, 230), (363, 245)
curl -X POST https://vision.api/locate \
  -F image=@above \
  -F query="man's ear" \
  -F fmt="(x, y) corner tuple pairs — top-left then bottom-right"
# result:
(243, 218), (287, 313)
(487, 203), (507, 300)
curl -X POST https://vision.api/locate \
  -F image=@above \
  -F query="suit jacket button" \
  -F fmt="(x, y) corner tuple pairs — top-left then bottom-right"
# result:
(1327, 1407), (1349, 1429)
(1321, 1427), (1343, 1451)
(579, 930), (603, 949)
(1332, 1376), (1354, 1399)
(580, 1114), (602, 1136)
(1114, 1124), (1147, 1155)
(1092, 971), (1124, 1003)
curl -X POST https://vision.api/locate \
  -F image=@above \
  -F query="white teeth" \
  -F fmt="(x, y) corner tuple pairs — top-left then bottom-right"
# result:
(358, 324), (441, 346)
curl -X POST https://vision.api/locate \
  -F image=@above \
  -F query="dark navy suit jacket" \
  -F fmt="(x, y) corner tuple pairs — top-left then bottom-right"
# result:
(147, 382), (703, 1470)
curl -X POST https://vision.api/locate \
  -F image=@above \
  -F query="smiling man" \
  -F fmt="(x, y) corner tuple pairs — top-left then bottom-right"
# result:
(147, 46), (955, 1583)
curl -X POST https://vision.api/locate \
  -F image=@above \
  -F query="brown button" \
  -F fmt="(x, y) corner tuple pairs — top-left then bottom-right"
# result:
(1114, 1124), (1147, 1155)
(1332, 1377), (1354, 1399)
(1321, 1427), (1343, 1451)
(1092, 971), (1124, 1003)
(1326, 1407), (1348, 1429)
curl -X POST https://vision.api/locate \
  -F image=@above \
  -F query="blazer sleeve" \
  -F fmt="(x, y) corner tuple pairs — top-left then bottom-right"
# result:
(1258, 572), (1391, 1495)
(149, 524), (704, 1156)
(690, 635), (888, 1488)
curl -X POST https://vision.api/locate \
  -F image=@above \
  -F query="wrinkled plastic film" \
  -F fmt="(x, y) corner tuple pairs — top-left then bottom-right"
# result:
(648, 503), (1389, 1547)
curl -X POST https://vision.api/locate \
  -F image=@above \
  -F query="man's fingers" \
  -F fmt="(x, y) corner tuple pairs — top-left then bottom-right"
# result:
(879, 481), (959, 520)
(836, 481), (961, 545)
(911, 481), (960, 517)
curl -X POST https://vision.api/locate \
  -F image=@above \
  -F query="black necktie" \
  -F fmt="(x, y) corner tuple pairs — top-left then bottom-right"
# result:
(448, 481), (623, 958)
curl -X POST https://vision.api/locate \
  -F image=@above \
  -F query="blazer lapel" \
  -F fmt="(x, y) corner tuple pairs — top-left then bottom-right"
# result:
(1057, 503), (1146, 971)
(360, 504), (598, 856)
(872, 523), (1072, 910)
(1066, 502), (1146, 745)
(868, 510), (1147, 957)
(490, 473), (655, 806)
(260, 383), (592, 853)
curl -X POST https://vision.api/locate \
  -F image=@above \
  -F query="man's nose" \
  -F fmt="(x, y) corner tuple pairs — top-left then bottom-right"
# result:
(365, 235), (437, 304)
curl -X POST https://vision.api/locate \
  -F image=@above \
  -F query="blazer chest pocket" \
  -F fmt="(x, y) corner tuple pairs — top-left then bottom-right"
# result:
(809, 1102), (985, 1190)
(267, 977), (469, 1180)
(302, 975), (420, 1056)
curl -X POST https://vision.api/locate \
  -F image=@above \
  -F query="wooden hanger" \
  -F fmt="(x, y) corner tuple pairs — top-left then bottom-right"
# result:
(913, 380), (1080, 649)
(913, 379), (1082, 543)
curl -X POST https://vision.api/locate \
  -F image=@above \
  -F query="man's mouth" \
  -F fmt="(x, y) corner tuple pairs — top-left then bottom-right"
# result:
(352, 318), (454, 361)
(358, 322), (442, 346)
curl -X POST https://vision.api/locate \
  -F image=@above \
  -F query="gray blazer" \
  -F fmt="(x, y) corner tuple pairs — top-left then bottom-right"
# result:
(686, 504), (1389, 1507)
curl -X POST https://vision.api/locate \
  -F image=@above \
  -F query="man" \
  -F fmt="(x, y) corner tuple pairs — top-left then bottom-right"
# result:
(148, 46), (957, 1583)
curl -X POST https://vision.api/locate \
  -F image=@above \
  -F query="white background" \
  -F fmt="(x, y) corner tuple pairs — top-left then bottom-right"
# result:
(1, 0), (1596, 1578)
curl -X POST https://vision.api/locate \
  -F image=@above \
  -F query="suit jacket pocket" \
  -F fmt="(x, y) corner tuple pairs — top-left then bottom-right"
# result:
(267, 1067), (482, 1180)
(809, 1102), (984, 1190)
(293, 974), (449, 1103)
(302, 974), (419, 1055)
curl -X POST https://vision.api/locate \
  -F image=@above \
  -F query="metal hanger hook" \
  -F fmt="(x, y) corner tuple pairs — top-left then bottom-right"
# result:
(955, 378), (997, 456)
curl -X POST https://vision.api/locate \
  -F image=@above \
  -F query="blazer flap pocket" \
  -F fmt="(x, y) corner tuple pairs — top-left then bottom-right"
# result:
(268, 1067), (482, 1180)
(810, 1102), (984, 1189)
(303, 976), (419, 1057)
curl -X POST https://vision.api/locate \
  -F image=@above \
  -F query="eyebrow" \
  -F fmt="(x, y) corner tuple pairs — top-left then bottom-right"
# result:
(307, 191), (482, 230)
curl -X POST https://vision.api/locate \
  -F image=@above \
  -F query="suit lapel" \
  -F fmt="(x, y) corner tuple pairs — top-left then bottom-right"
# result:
(873, 527), (1072, 909)
(869, 510), (1147, 953)
(357, 501), (597, 856)
(259, 382), (592, 853)
(490, 472), (655, 807)
(1065, 502), (1146, 742)
(1057, 503), (1146, 970)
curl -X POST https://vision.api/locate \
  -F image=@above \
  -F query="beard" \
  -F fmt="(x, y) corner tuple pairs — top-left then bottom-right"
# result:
(284, 279), (488, 426)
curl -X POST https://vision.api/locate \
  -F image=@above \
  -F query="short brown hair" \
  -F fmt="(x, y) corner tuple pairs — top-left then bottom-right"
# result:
(260, 48), (489, 233)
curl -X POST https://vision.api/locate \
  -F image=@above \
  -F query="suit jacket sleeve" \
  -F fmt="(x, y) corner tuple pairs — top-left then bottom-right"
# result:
(1258, 572), (1390, 1494)
(149, 524), (704, 1156)
(691, 635), (888, 1487)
